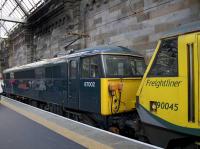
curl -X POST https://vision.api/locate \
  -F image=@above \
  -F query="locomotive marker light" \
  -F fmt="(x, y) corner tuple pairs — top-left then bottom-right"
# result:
(150, 101), (157, 112)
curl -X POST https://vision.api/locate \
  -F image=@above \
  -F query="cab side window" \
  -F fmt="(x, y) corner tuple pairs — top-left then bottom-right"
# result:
(70, 60), (77, 79)
(81, 58), (90, 78)
(130, 58), (146, 76)
(81, 56), (99, 78)
(5, 73), (10, 79)
(90, 57), (99, 78)
(148, 37), (178, 77)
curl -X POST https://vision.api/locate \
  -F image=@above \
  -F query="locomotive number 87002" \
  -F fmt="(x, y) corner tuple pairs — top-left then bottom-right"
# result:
(2, 45), (146, 133)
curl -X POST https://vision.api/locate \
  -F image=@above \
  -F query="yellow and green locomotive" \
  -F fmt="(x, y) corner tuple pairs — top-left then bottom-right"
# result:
(136, 22), (200, 148)
(2, 46), (146, 132)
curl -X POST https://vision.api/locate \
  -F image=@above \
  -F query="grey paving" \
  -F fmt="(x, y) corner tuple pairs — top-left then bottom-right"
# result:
(0, 105), (85, 149)
(0, 96), (162, 149)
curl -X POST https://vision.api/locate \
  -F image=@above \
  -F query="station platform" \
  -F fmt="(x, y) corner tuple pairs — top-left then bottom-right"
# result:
(0, 96), (162, 149)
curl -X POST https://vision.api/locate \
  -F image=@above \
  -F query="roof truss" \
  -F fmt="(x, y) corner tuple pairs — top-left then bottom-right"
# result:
(0, 16), (25, 23)
(0, 0), (43, 37)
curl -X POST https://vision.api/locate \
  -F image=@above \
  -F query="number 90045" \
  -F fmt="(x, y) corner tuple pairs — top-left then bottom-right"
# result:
(155, 102), (178, 111)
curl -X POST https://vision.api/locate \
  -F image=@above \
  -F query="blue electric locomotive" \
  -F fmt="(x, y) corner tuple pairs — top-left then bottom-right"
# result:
(2, 45), (146, 133)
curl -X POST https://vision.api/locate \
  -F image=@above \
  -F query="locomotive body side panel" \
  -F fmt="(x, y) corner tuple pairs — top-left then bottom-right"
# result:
(4, 63), (68, 106)
(79, 78), (101, 113)
(136, 32), (200, 138)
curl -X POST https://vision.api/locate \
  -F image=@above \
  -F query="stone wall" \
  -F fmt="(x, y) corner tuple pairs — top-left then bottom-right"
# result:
(2, 0), (200, 69)
(0, 39), (9, 72)
(8, 26), (31, 66)
(7, 0), (82, 67)
(32, 0), (81, 61)
(83, 0), (200, 62)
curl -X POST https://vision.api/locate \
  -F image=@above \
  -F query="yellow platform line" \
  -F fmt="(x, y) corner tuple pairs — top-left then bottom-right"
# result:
(0, 99), (112, 149)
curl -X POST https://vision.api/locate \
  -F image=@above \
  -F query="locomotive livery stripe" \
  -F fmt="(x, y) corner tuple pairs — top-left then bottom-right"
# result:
(138, 104), (200, 137)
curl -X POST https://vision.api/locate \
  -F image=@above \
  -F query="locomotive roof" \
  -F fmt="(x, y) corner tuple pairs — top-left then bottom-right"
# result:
(162, 21), (200, 39)
(74, 45), (143, 55)
(3, 46), (143, 73)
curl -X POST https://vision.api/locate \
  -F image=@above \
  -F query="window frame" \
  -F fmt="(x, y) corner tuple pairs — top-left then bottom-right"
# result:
(147, 37), (179, 77)
(14, 69), (35, 79)
(45, 65), (62, 78)
(102, 54), (145, 78)
(5, 73), (10, 79)
(69, 60), (77, 79)
(130, 57), (146, 77)
(80, 55), (102, 79)
(81, 57), (90, 78)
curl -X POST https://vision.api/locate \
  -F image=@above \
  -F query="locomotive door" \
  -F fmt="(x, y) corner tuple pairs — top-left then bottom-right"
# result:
(198, 34), (200, 124)
(186, 33), (200, 125)
(68, 59), (79, 109)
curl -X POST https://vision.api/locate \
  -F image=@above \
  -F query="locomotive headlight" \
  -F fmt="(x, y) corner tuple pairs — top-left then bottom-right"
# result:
(152, 103), (156, 110)
(150, 101), (157, 112)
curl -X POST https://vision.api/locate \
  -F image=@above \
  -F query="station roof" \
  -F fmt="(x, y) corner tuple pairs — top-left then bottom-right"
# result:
(0, 0), (44, 38)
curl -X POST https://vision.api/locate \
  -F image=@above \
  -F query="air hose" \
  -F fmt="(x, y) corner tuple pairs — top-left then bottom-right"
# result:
(110, 90), (122, 114)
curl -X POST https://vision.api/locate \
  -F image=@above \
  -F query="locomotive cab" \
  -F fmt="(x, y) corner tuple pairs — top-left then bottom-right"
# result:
(136, 23), (200, 148)
(77, 47), (146, 116)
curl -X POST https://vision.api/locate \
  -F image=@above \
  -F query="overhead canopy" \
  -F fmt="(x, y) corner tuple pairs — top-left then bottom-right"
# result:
(0, 0), (44, 38)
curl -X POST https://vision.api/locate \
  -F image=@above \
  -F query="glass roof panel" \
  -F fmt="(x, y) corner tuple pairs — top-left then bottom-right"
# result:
(16, 7), (24, 16)
(0, 0), (43, 38)
(14, 7), (24, 17)
(5, 22), (16, 30)
(22, 1), (32, 10)
(5, 0), (15, 10)
(0, 29), (7, 38)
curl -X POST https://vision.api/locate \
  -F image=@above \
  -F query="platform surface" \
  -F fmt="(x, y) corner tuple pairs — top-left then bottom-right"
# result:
(0, 104), (85, 149)
(0, 96), (163, 149)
